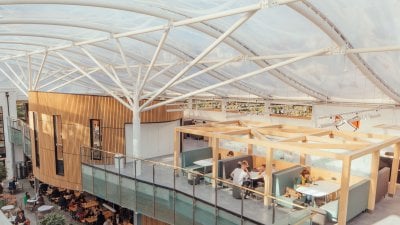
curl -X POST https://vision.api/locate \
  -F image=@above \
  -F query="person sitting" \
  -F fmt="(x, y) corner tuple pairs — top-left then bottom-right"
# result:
(251, 164), (266, 188)
(103, 218), (113, 225)
(296, 168), (313, 205)
(8, 179), (17, 194)
(226, 151), (234, 158)
(14, 210), (30, 225)
(230, 160), (251, 198)
(96, 210), (106, 225)
(28, 174), (35, 188)
(36, 194), (45, 207)
(58, 195), (67, 210)
(23, 192), (31, 207)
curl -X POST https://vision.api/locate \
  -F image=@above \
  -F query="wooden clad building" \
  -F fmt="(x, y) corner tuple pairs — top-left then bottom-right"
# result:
(28, 91), (182, 190)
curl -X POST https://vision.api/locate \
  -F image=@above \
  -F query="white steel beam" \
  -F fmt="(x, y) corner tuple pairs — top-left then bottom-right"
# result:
(140, 56), (238, 100)
(48, 69), (98, 92)
(143, 48), (329, 111)
(140, 11), (257, 111)
(0, 67), (28, 96)
(4, 62), (28, 90)
(138, 28), (170, 96)
(55, 51), (133, 110)
(115, 39), (135, 82)
(80, 47), (134, 106)
(33, 52), (48, 90)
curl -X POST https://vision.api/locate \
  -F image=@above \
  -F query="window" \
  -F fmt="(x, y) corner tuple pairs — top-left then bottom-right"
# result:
(53, 115), (64, 175)
(33, 112), (40, 167)
(90, 119), (102, 160)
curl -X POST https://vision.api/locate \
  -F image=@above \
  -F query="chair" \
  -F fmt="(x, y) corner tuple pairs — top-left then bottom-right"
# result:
(232, 186), (242, 199)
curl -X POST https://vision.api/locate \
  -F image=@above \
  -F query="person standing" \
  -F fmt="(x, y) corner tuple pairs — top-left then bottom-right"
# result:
(230, 160), (251, 198)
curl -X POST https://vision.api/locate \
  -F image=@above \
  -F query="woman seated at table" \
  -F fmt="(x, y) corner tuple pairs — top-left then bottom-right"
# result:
(36, 194), (45, 207)
(295, 168), (313, 204)
(251, 164), (266, 188)
(14, 210), (30, 225)
(230, 160), (251, 198)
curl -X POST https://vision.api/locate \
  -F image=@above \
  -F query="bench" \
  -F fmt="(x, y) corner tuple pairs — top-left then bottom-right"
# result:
(272, 165), (305, 209)
(181, 147), (212, 176)
(320, 179), (370, 222)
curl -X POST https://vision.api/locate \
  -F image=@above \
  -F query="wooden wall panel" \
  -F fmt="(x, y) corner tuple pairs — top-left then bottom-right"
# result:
(28, 91), (183, 191)
(141, 215), (169, 225)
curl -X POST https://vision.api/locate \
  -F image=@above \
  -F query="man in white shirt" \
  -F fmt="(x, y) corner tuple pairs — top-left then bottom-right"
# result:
(231, 160), (251, 198)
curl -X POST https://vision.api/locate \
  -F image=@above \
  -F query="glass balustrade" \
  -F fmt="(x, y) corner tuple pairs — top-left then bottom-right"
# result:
(80, 147), (312, 225)
(7, 117), (32, 158)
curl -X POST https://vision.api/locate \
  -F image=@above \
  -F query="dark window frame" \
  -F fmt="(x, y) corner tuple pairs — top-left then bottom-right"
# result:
(53, 115), (64, 176)
(33, 112), (40, 168)
(89, 119), (102, 160)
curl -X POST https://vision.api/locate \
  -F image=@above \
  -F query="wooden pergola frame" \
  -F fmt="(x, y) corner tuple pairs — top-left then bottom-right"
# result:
(173, 120), (400, 225)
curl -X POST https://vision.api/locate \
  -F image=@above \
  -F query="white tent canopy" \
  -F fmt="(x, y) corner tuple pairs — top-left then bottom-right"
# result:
(0, 0), (399, 111)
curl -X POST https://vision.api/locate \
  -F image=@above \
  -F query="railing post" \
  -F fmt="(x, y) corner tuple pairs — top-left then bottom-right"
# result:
(118, 156), (121, 205)
(134, 159), (138, 211)
(241, 189), (244, 225)
(153, 164), (156, 218)
(192, 171), (195, 225)
(173, 168), (177, 225)
(214, 179), (218, 225)
(272, 198), (275, 224)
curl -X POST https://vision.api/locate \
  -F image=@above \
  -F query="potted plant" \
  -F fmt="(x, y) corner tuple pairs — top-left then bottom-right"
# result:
(40, 213), (66, 225)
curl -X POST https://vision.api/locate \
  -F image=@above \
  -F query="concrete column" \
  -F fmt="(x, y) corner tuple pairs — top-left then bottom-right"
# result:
(0, 90), (20, 179)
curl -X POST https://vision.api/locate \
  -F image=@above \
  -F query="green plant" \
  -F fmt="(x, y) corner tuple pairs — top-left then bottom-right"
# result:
(40, 213), (66, 225)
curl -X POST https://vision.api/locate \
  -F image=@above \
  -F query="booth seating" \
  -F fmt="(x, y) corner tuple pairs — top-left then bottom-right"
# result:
(272, 165), (305, 209)
(376, 167), (390, 203)
(320, 179), (370, 222)
(181, 147), (212, 175)
(218, 155), (253, 180)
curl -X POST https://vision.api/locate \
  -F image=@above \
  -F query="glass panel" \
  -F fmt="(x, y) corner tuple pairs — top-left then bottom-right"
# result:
(106, 172), (120, 205)
(154, 165), (174, 189)
(154, 187), (174, 224)
(194, 200), (216, 225)
(175, 193), (194, 225)
(136, 181), (154, 217)
(81, 165), (93, 193)
(93, 168), (106, 199)
(120, 176), (136, 210)
(217, 208), (241, 225)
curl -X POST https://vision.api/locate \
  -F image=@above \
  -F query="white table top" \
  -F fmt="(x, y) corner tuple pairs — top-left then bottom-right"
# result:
(37, 205), (54, 212)
(296, 180), (340, 197)
(1, 205), (15, 211)
(27, 199), (37, 203)
(193, 158), (213, 167)
(249, 171), (263, 180)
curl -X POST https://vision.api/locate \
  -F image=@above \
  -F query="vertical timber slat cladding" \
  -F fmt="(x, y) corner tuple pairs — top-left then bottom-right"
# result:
(29, 91), (182, 190)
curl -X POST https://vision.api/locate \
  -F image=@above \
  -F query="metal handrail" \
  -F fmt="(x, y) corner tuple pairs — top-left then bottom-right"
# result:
(80, 146), (308, 210)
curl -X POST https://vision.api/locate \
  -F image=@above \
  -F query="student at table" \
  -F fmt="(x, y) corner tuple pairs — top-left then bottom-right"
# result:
(231, 160), (251, 198)
(96, 210), (106, 225)
(14, 210), (30, 225)
(36, 194), (45, 207)
(295, 168), (313, 204)
(23, 192), (30, 206)
(226, 151), (234, 158)
(103, 218), (113, 225)
(251, 164), (266, 188)
(58, 195), (67, 210)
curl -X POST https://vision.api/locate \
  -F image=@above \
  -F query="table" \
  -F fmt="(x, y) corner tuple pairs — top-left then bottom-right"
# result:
(193, 158), (213, 175)
(85, 216), (97, 223)
(83, 201), (99, 209)
(1, 205), (15, 211)
(249, 171), (263, 180)
(193, 158), (213, 167)
(103, 210), (114, 219)
(296, 180), (340, 198)
(37, 205), (54, 213)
